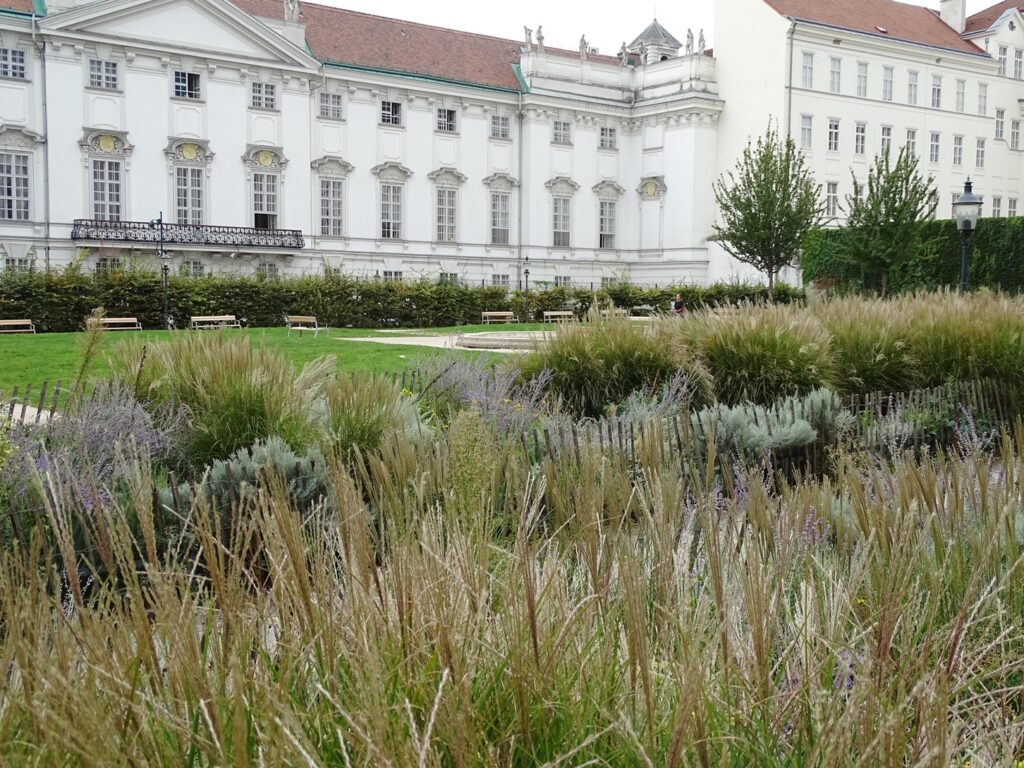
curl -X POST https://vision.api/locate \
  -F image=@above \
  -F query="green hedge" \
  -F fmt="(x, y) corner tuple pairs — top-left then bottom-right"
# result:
(802, 217), (1024, 294)
(0, 267), (803, 332)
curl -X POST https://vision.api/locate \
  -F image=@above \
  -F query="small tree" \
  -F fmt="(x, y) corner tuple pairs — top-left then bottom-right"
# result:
(713, 123), (825, 298)
(842, 146), (938, 296)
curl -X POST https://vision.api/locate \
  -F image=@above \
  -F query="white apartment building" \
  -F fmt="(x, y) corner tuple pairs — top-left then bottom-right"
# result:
(0, 0), (1021, 286)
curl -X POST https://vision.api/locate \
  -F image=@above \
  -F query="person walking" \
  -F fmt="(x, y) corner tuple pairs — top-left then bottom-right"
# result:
(672, 293), (687, 316)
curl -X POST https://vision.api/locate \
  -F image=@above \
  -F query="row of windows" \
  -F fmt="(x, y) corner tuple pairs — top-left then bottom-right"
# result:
(800, 115), (1013, 167)
(802, 53), (990, 113)
(996, 46), (1024, 79)
(823, 178), (1019, 219)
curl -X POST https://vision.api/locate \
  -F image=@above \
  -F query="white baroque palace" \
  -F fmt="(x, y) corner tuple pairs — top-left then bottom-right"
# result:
(0, 0), (1022, 286)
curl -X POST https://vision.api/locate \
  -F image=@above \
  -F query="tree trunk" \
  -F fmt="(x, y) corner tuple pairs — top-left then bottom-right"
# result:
(767, 270), (775, 302)
(880, 269), (889, 298)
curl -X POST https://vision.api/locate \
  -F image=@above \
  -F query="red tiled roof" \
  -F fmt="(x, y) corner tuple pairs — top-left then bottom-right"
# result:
(965, 0), (1023, 34)
(763, 0), (984, 54)
(233, 0), (621, 91)
(0, 1), (35, 14)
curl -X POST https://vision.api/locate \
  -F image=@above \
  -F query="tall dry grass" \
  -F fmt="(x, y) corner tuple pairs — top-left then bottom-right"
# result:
(1, 419), (1022, 765)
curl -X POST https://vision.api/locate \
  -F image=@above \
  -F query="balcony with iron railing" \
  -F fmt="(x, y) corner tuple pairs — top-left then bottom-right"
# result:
(71, 219), (305, 250)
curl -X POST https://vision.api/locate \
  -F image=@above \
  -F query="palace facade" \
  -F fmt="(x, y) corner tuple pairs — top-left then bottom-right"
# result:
(0, 0), (1021, 286)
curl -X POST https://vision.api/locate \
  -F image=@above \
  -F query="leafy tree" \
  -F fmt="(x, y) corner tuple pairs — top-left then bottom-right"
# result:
(713, 123), (825, 298)
(842, 145), (938, 296)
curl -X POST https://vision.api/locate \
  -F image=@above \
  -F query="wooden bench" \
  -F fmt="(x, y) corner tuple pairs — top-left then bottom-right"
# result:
(284, 314), (324, 337)
(0, 319), (35, 334)
(190, 315), (241, 330)
(481, 311), (517, 324)
(599, 308), (630, 319)
(542, 310), (575, 323)
(98, 317), (142, 331)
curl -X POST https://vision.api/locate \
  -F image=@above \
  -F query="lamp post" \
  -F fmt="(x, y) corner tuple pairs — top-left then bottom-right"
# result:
(149, 212), (172, 329)
(524, 267), (530, 323)
(952, 179), (983, 295)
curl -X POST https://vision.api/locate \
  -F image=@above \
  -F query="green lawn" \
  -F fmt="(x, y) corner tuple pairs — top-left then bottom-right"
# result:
(0, 324), (536, 394)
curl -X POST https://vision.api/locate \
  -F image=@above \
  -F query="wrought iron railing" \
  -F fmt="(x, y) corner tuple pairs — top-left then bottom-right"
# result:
(71, 219), (305, 249)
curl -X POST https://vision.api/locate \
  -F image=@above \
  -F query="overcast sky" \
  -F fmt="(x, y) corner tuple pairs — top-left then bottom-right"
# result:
(309, 0), (999, 55)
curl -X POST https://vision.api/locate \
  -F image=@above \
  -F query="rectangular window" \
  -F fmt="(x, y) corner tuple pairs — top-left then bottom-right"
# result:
(173, 70), (201, 99)
(953, 135), (963, 166)
(908, 71), (918, 104)
(381, 100), (402, 126)
(999, 46), (1008, 76)
(976, 138), (986, 168)
(88, 59), (118, 90)
(854, 122), (866, 156)
(829, 57), (841, 93)
(382, 271), (402, 283)
(4, 257), (30, 274)
(175, 166), (203, 226)
(91, 158), (122, 221)
(553, 120), (572, 144)
(906, 128), (917, 156)
(993, 196), (1002, 217)
(978, 83), (988, 115)
(882, 66), (893, 101)
(1016, 50), (1023, 79)
(95, 256), (122, 276)
(256, 262), (279, 280)
(491, 273), (510, 288)
(439, 272), (458, 284)
(599, 127), (617, 150)
(857, 62), (868, 97)
(0, 152), (30, 221)
(436, 108), (457, 133)
(930, 132), (940, 163)
(319, 92), (344, 119)
(828, 118), (840, 152)
(1010, 199), (1018, 217)
(490, 192), (510, 245)
(552, 196), (571, 247)
(599, 200), (616, 249)
(997, 109), (1006, 140)
(955, 79), (965, 112)
(802, 52), (813, 89)
(490, 115), (510, 140)
(320, 178), (344, 236)
(881, 125), (892, 155)
(800, 115), (813, 150)
(252, 172), (278, 229)
(0, 48), (26, 80)
(251, 82), (277, 110)
(435, 188), (457, 242)
(931, 75), (942, 108)
(554, 275), (571, 288)
(826, 182), (838, 217)
(1013, 121), (1021, 150)
(180, 259), (204, 279)
(380, 183), (402, 239)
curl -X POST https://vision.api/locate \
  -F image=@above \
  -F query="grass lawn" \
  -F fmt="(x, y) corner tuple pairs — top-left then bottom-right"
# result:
(0, 324), (536, 393)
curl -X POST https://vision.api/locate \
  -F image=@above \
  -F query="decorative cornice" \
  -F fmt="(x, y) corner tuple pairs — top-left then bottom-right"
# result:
(371, 161), (413, 181)
(637, 176), (667, 200)
(592, 179), (625, 197)
(164, 137), (214, 165)
(544, 176), (580, 195)
(78, 128), (133, 167)
(312, 156), (354, 177)
(427, 166), (467, 186)
(482, 172), (520, 190)
(242, 144), (287, 170)
(0, 124), (45, 149)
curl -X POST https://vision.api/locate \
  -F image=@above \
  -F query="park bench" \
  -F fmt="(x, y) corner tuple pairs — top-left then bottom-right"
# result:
(190, 314), (241, 330)
(481, 311), (517, 324)
(542, 310), (575, 323)
(284, 314), (324, 337)
(98, 317), (142, 331)
(599, 308), (630, 319)
(0, 319), (35, 334)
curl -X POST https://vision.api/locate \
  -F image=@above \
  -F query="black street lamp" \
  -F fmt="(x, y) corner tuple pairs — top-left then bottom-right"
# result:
(149, 212), (172, 329)
(524, 267), (530, 323)
(952, 179), (983, 295)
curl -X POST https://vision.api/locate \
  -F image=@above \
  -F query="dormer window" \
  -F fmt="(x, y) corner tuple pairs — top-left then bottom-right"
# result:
(173, 70), (201, 100)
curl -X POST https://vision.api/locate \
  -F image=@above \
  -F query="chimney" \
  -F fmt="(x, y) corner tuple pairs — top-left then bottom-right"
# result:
(940, 0), (967, 34)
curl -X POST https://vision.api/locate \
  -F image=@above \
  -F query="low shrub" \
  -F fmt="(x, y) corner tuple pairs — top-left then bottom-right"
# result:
(112, 333), (332, 467)
(673, 304), (837, 405)
(519, 318), (712, 417)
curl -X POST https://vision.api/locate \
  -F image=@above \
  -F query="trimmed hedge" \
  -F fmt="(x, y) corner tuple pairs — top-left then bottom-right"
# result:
(0, 267), (803, 333)
(802, 217), (1024, 294)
